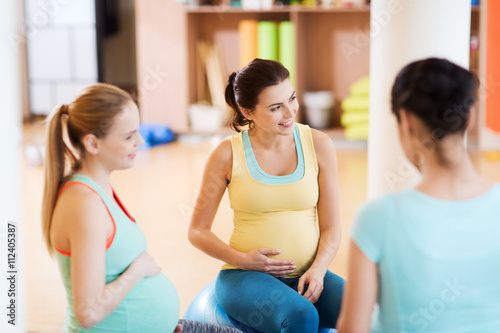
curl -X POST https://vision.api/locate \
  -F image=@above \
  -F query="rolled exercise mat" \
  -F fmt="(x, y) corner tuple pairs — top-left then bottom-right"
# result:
(238, 20), (258, 69)
(341, 95), (370, 111)
(340, 111), (369, 127)
(257, 21), (279, 61)
(349, 76), (370, 96)
(279, 21), (296, 87)
(345, 123), (369, 140)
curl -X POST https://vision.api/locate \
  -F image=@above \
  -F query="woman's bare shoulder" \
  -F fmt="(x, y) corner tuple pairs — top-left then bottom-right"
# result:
(204, 137), (233, 179)
(310, 128), (336, 158)
(52, 184), (111, 243)
(209, 137), (232, 161)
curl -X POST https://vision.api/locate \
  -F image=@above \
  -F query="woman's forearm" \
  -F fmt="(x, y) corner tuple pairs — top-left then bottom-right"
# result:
(310, 226), (341, 273)
(188, 227), (243, 268)
(75, 264), (144, 328)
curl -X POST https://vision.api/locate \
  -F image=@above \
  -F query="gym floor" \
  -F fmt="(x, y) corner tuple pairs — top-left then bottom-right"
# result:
(22, 122), (500, 332)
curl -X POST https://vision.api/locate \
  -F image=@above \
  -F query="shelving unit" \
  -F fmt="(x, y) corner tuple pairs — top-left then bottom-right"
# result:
(135, 0), (481, 143)
(186, 4), (371, 129)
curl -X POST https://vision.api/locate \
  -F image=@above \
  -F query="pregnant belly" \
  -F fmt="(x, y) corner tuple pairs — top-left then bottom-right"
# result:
(226, 210), (319, 277)
(103, 273), (180, 332)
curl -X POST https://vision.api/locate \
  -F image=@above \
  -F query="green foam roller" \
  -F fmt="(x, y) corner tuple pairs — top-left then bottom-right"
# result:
(257, 21), (278, 61)
(279, 21), (296, 87)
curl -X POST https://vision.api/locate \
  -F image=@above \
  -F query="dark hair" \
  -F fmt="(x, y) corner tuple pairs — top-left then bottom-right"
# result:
(391, 57), (478, 138)
(225, 58), (290, 132)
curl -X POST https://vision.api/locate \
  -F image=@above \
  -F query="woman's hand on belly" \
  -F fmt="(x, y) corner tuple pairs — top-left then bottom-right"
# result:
(237, 248), (296, 277)
(129, 251), (161, 278)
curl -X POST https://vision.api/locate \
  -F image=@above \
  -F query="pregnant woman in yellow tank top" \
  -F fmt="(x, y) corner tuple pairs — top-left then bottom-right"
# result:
(189, 59), (345, 332)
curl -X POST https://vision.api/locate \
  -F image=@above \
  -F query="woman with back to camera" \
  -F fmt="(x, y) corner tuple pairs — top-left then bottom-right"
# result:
(42, 83), (244, 333)
(337, 58), (500, 332)
(188, 58), (345, 332)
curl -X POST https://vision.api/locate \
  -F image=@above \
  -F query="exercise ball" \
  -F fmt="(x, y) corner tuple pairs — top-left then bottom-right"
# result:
(183, 281), (336, 333)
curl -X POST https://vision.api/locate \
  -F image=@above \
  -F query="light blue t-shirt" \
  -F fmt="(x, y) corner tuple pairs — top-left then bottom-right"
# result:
(351, 184), (500, 333)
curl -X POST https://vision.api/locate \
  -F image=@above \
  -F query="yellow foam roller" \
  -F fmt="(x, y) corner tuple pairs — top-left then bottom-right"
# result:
(341, 95), (370, 111)
(341, 112), (369, 127)
(345, 124), (369, 140)
(350, 76), (370, 96)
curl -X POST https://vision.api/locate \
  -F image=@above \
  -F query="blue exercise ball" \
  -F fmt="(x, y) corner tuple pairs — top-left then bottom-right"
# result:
(183, 281), (336, 333)
(184, 281), (258, 332)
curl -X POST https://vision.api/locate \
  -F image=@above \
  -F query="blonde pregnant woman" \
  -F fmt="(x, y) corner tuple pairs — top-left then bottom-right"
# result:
(42, 84), (243, 333)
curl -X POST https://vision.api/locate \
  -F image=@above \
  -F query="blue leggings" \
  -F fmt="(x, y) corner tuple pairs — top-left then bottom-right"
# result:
(215, 269), (344, 333)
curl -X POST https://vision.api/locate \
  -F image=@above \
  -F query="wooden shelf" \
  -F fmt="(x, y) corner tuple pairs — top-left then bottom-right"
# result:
(186, 4), (370, 13)
(185, 4), (481, 14)
(186, 5), (290, 13)
(290, 5), (370, 13)
(174, 125), (368, 149)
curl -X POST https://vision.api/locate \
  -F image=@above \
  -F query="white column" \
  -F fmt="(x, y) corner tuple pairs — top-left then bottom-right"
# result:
(0, 1), (25, 332)
(368, 0), (471, 198)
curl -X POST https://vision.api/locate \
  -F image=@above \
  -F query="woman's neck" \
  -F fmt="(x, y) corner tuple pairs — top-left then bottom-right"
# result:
(416, 140), (491, 199)
(247, 126), (294, 151)
(75, 159), (112, 195)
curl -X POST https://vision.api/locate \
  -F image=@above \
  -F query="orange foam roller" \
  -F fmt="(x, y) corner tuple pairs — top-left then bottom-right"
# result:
(239, 20), (258, 69)
(485, 0), (500, 133)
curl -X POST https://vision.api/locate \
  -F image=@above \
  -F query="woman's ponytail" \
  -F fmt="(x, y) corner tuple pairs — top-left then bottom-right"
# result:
(226, 72), (253, 132)
(41, 105), (69, 255)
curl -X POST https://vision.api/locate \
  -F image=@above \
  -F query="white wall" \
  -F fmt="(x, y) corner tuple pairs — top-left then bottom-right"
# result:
(0, 1), (25, 331)
(25, 0), (98, 115)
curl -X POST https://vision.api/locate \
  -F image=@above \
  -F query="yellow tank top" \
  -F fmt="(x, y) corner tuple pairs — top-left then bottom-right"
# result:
(223, 123), (319, 277)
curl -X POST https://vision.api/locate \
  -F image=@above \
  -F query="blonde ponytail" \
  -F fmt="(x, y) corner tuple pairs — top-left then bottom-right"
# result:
(42, 105), (69, 255)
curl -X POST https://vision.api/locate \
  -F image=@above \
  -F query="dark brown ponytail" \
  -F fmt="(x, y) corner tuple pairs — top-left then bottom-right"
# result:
(226, 72), (252, 132)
